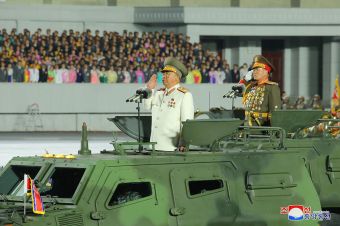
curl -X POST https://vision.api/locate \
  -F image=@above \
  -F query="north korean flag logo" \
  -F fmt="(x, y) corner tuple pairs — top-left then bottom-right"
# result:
(288, 205), (304, 221)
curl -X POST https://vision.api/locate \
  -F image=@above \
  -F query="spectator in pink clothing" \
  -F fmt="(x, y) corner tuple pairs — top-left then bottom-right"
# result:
(135, 66), (145, 84)
(90, 65), (99, 84)
(34, 50), (42, 64)
(122, 66), (131, 84)
(129, 54), (134, 64)
(68, 65), (77, 83)
(68, 50), (79, 64)
(61, 63), (69, 83)
(144, 38), (150, 49)
(159, 38), (166, 51)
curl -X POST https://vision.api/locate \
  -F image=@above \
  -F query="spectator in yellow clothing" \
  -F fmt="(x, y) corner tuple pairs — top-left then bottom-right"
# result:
(24, 65), (30, 83)
(107, 66), (118, 83)
(185, 70), (194, 84)
(192, 65), (202, 84)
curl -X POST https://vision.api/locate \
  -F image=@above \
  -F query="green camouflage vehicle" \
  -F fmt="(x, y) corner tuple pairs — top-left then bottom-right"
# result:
(0, 113), (333, 226)
(270, 110), (340, 210)
(213, 110), (340, 211)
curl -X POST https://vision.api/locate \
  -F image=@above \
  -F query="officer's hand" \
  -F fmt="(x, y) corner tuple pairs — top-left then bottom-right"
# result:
(147, 74), (157, 90)
(244, 70), (253, 82)
(317, 123), (325, 132)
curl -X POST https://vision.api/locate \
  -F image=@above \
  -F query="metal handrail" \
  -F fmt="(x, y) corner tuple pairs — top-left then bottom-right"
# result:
(239, 126), (286, 150)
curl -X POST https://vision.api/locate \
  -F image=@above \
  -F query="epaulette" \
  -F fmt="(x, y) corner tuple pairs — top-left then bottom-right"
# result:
(177, 86), (188, 93)
(264, 81), (278, 85)
(157, 88), (166, 91)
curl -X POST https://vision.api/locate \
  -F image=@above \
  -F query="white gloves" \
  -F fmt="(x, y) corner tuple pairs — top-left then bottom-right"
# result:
(244, 70), (253, 82)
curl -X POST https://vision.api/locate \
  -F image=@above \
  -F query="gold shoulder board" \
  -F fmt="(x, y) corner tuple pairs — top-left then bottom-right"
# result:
(177, 87), (188, 93)
(265, 81), (278, 85)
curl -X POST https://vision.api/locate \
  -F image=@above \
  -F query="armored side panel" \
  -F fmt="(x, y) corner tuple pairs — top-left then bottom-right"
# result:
(219, 151), (321, 226)
(269, 110), (340, 209)
(285, 138), (340, 208)
(181, 119), (243, 146)
(108, 116), (151, 141)
(271, 110), (324, 134)
(207, 108), (245, 120)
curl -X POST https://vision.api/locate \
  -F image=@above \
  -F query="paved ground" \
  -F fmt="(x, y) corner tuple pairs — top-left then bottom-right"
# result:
(0, 131), (132, 166)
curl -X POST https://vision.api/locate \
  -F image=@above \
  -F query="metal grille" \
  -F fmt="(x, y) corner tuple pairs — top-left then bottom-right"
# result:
(56, 214), (84, 226)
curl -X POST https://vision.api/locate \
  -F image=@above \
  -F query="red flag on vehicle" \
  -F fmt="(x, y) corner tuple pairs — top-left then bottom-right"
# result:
(23, 174), (32, 195)
(31, 182), (45, 215)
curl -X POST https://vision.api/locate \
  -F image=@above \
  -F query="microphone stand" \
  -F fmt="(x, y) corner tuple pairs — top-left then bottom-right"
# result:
(232, 96), (235, 110)
(223, 91), (238, 110)
(125, 93), (143, 152)
(136, 94), (142, 152)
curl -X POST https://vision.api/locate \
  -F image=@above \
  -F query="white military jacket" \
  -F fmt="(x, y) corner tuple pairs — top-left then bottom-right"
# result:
(144, 84), (194, 151)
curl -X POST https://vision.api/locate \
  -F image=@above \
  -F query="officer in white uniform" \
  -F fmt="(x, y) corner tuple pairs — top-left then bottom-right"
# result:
(144, 57), (194, 151)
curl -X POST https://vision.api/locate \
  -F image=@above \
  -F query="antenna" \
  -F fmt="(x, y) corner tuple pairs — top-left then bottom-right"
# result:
(78, 122), (91, 155)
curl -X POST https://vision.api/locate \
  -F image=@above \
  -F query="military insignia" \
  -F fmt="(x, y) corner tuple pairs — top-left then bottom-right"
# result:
(177, 87), (188, 93)
(168, 98), (176, 108)
(264, 81), (278, 86)
(244, 84), (269, 111)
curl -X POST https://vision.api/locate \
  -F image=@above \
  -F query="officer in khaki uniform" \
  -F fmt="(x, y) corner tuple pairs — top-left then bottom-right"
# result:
(144, 57), (194, 151)
(329, 106), (340, 137)
(243, 55), (281, 126)
(302, 109), (338, 138)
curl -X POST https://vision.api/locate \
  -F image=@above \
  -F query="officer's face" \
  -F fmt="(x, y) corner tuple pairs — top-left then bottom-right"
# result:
(253, 67), (269, 81)
(162, 71), (179, 88)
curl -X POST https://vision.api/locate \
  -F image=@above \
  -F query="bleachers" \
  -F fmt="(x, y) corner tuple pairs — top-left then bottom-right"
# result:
(0, 28), (240, 84)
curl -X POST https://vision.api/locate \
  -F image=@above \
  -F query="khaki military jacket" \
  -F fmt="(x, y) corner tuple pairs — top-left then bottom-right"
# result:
(243, 81), (281, 126)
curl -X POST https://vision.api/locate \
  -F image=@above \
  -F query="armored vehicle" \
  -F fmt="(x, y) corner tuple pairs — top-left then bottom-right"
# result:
(0, 116), (326, 226)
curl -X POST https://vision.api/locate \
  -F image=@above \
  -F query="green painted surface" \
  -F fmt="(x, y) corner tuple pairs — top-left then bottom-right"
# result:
(0, 151), (322, 226)
(2, 112), (339, 225)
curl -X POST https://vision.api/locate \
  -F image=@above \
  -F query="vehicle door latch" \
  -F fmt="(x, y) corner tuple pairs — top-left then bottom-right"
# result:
(90, 211), (106, 220)
(170, 207), (186, 216)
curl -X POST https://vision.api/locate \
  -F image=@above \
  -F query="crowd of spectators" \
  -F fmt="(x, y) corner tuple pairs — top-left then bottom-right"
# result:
(0, 28), (246, 84)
